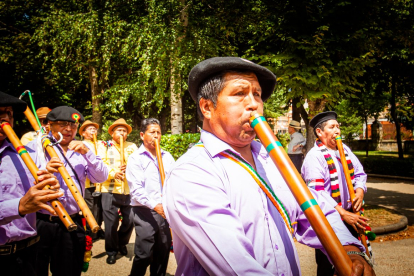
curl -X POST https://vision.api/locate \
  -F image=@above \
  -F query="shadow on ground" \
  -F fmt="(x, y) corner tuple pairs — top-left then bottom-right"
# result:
(366, 177), (414, 226)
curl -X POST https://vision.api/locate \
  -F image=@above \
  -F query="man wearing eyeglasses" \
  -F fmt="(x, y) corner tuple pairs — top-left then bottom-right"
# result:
(32, 106), (109, 276)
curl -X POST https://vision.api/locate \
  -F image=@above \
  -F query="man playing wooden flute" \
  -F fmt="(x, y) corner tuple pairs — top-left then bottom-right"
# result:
(32, 106), (109, 276)
(162, 57), (375, 275)
(301, 111), (370, 276)
(100, 118), (137, 264)
(79, 120), (105, 240)
(126, 118), (175, 276)
(0, 92), (62, 276)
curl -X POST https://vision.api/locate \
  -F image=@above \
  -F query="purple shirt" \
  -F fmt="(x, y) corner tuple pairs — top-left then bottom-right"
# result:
(126, 144), (175, 209)
(163, 130), (363, 276)
(0, 140), (36, 245)
(301, 141), (367, 211)
(32, 139), (108, 215)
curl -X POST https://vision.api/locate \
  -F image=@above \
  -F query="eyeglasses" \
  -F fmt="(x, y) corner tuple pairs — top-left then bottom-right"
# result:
(53, 121), (79, 129)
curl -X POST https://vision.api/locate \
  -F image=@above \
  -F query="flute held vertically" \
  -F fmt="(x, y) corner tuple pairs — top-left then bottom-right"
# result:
(23, 107), (100, 233)
(0, 121), (77, 231)
(154, 139), (166, 186)
(249, 111), (353, 276)
(335, 136), (371, 258)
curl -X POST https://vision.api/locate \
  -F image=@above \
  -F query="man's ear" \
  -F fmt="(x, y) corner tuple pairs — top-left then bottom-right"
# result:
(140, 132), (144, 141)
(199, 98), (214, 120)
(315, 128), (322, 137)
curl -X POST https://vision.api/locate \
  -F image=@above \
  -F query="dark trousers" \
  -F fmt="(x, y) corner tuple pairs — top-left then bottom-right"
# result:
(315, 220), (359, 276)
(102, 193), (134, 256)
(130, 206), (172, 276)
(288, 153), (304, 173)
(84, 186), (103, 239)
(35, 214), (85, 276)
(0, 238), (38, 276)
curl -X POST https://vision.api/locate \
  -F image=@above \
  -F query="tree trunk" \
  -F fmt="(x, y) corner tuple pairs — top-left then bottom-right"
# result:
(390, 77), (404, 159)
(89, 65), (103, 134)
(291, 97), (301, 122)
(170, 0), (188, 135)
(304, 98), (326, 154)
(365, 116), (369, 157)
(170, 73), (183, 134)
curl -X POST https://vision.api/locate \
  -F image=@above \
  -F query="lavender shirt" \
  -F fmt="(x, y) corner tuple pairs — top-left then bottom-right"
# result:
(301, 142), (367, 211)
(32, 139), (108, 215)
(0, 140), (36, 244)
(163, 130), (363, 276)
(126, 144), (175, 209)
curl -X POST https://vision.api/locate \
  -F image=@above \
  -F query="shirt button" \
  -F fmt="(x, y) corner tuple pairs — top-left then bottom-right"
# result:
(275, 244), (279, 250)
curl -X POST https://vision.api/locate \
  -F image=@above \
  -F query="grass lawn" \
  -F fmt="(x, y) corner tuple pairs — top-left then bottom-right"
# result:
(351, 151), (414, 177)
(353, 151), (413, 159)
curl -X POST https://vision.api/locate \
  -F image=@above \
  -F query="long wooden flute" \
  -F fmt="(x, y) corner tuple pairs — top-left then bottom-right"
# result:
(154, 139), (166, 186)
(23, 107), (100, 233)
(335, 136), (371, 257)
(249, 111), (353, 276)
(93, 133), (98, 154)
(0, 121), (77, 231)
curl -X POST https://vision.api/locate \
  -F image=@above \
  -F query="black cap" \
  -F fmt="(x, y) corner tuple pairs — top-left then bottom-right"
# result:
(188, 57), (276, 103)
(0, 91), (27, 113)
(309, 111), (338, 128)
(46, 106), (84, 124)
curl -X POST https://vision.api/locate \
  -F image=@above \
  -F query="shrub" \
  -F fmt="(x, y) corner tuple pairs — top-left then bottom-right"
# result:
(160, 133), (201, 160)
(358, 156), (414, 177)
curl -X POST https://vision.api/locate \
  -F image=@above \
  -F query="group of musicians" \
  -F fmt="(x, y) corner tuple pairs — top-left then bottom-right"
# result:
(1, 57), (375, 276)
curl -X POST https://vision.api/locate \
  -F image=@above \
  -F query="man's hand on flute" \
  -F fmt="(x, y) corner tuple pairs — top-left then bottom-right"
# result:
(336, 206), (369, 231)
(46, 157), (64, 173)
(154, 204), (166, 219)
(68, 140), (90, 155)
(18, 170), (63, 216)
(335, 245), (376, 276)
(353, 188), (365, 212)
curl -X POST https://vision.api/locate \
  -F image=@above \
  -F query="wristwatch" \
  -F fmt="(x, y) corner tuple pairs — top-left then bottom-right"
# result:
(347, 251), (374, 267)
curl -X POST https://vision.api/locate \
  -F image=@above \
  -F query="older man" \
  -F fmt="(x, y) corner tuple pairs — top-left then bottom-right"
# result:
(79, 120), (105, 240)
(20, 107), (51, 145)
(162, 57), (375, 276)
(0, 92), (61, 276)
(287, 120), (306, 173)
(100, 118), (137, 264)
(32, 106), (108, 276)
(126, 118), (175, 276)
(301, 111), (369, 276)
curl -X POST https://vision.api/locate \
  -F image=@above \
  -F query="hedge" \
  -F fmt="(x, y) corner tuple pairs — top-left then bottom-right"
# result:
(358, 156), (414, 177)
(160, 133), (201, 160)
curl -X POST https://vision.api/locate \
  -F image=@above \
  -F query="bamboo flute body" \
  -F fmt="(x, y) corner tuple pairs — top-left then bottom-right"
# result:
(335, 136), (371, 257)
(120, 137), (125, 167)
(154, 139), (165, 186)
(0, 121), (77, 231)
(249, 112), (352, 276)
(23, 107), (100, 233)
(93, 134), (98, 154)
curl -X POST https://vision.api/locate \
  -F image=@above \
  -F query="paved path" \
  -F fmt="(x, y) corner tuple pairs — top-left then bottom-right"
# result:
(85, 176), (414, 275)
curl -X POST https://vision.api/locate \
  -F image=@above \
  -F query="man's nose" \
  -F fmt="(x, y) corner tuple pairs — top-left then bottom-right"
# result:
(246, 93), (260, 111)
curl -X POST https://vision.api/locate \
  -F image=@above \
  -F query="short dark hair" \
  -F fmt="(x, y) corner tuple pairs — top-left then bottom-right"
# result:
(196, 70), (251, 121)
(140, 118), (160, 133)
(313, 121), (328, 137)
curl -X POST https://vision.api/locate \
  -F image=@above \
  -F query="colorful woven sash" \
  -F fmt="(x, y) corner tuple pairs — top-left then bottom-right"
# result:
(314, 139), (355, 206)
(195, 143), (293, 233)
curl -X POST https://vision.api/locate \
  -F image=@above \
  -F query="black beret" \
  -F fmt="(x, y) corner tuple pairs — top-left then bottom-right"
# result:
(46, 106), (85, 124)
(309, 111), (338, 128)
(188, 57), (277, 102)
(0, 91), (27, 113)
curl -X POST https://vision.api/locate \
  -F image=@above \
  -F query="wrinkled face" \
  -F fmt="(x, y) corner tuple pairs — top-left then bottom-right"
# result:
(0, 106), (13, 142)
(316, 119), (341, 150)
(201, 72), (263, 148)
(50, 121), (79, 146)
(83, 125), (97, 140)
(112, 126), (128, 144)
(140, 124), (161, 151)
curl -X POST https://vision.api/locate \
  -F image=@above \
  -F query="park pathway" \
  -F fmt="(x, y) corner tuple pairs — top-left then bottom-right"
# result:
(85, 176), (414, 275)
